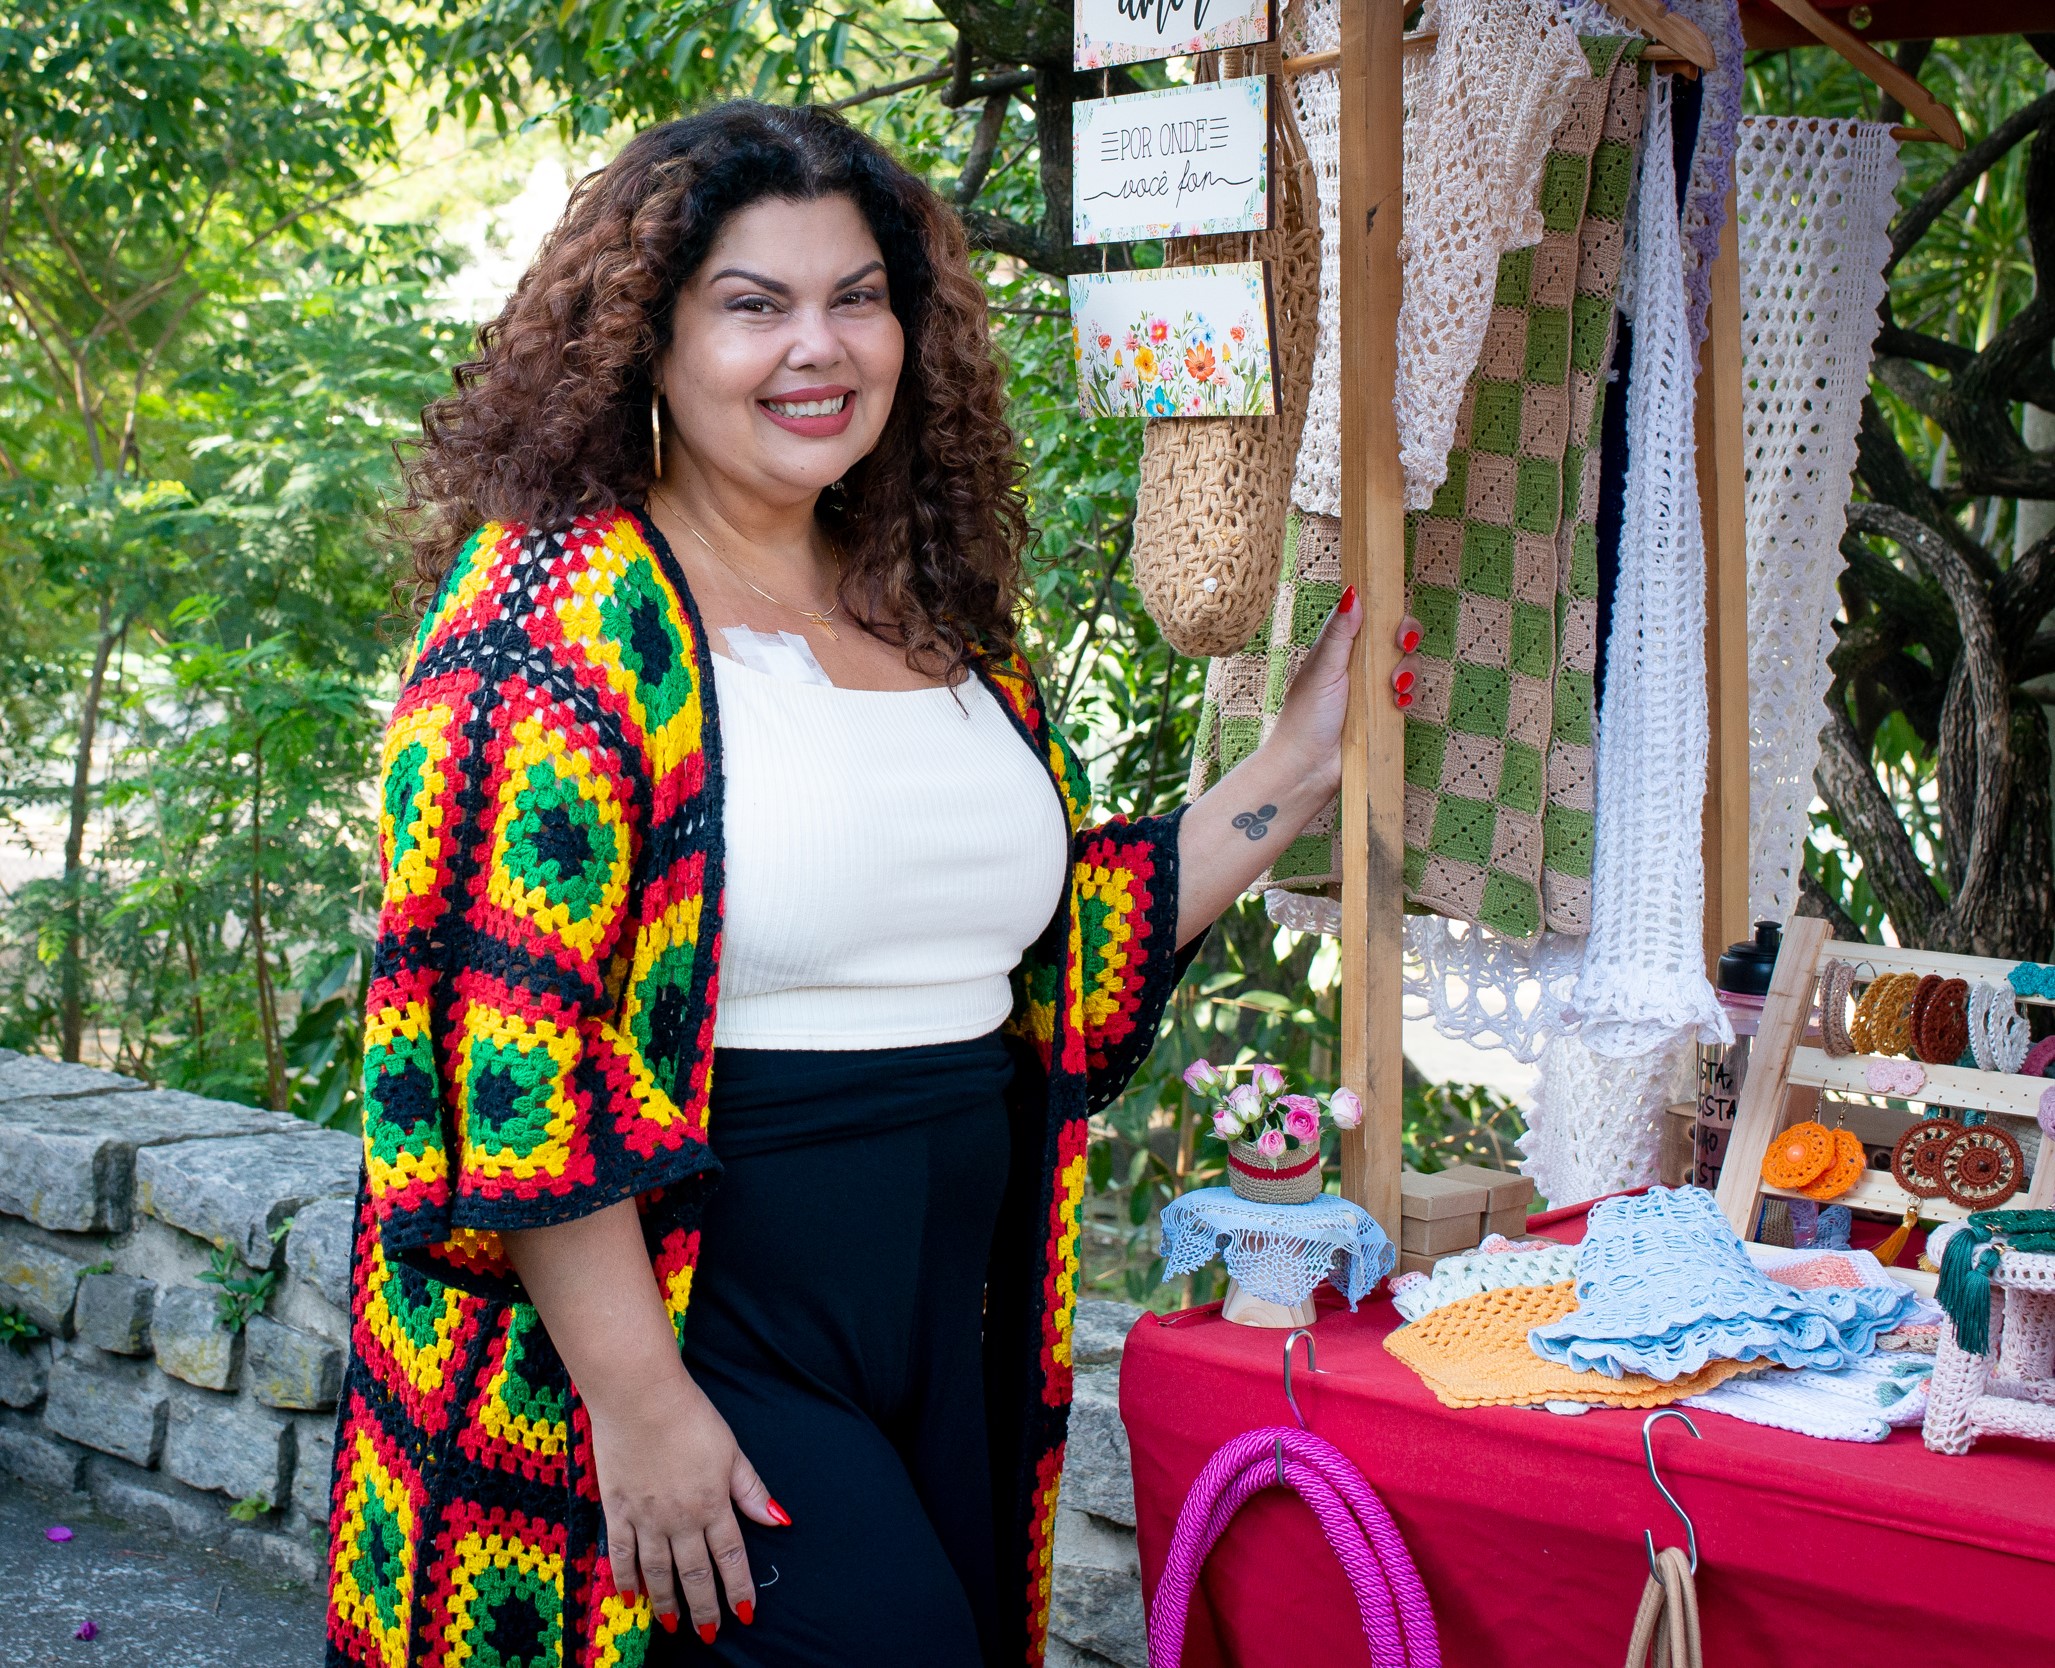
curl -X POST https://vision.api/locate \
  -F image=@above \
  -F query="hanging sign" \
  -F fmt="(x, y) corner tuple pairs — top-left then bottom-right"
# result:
(1069, 261), (1275, 418)
(1073, 0), (1271, 71)
(1072, 77), (1269, 246)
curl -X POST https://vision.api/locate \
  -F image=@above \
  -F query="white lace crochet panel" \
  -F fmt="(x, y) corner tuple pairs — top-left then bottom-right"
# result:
(1733, 118), (1901, 925)
(1571, 76), (1728, 1058)
(1517, 1032), (1692, 1207)
(1287, 0), (1585, 516)
(1392, 0), (1589, 509)
(1671, 0), (1747, 367)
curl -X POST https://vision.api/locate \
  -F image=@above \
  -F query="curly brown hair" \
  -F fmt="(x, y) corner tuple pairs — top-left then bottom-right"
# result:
(397, 102), (1031, 676)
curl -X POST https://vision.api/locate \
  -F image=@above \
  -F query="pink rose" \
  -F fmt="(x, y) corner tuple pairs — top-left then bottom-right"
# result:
(1326, 1087), (1364, 1130)
(1255, 1127), (1287, 1159)
(1284, 1105), (1320, 1143)
(1212, 1109), (1241, 1142)
(1226, 1083), (1263, 1121)
(1182, 1058), (1224, 1095)
(1250, 1063), (1285, 1097)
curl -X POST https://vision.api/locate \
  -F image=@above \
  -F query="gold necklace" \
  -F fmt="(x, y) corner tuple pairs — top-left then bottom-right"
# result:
(658, 489), (843, 641)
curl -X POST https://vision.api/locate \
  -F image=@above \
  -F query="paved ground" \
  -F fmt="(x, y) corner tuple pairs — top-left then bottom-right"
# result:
(0, 1479), (324, 1668)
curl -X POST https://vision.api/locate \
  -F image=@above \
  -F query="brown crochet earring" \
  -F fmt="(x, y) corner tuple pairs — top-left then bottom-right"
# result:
(651, 388), (663, 481)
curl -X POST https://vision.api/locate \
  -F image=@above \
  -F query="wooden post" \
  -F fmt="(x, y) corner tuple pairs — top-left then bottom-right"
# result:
(1697, 183), (1751, 975)
(1336, 0), (1408, 1240)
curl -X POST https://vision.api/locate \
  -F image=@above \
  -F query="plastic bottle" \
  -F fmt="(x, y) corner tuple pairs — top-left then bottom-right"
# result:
(1695, 921), (1782, 1190)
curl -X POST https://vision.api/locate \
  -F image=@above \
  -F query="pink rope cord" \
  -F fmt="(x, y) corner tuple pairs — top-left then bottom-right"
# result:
(1147, 1425), (1440, 1667)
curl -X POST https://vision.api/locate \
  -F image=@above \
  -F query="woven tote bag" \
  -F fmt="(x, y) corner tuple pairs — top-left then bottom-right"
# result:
(1130, 53), (1323, 658)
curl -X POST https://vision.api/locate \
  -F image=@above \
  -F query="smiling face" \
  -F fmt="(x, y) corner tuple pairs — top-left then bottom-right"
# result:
(657, 193), (905, 510)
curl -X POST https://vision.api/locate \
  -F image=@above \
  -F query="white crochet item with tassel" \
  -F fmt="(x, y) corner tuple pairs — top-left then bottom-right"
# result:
(1733, 117), (1902, 925)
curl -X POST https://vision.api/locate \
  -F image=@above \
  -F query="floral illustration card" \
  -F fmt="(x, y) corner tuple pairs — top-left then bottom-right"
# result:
(1069, 261), (1275, 418)
(1073, 78), (1268, 246)
(1073, 0), (1270, 71)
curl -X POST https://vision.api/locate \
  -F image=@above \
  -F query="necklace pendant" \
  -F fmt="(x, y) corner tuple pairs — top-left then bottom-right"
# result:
(808, 613), (840, 641)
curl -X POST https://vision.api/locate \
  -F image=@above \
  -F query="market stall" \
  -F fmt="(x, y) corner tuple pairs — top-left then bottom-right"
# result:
(1076, 0), (2055, 1660)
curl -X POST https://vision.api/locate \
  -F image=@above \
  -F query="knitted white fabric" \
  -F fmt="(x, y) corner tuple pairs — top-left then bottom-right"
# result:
(1517, 1030), (1691, 1204)
(1683, 1356), (1932, 1443)
(1392, 0), (1588, 509)
(1282, 0), (1345, 517)
(1671, 0), (1746, 367)
(1733, 117), (1901, 925)
(1287, 0), (1585, 516)
(1570, 75), (1728, 1057)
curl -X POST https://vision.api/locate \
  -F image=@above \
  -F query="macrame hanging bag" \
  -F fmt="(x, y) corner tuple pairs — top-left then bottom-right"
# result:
(1147, 1425), (1441, 1667)
(1129, 51), (1324, 658)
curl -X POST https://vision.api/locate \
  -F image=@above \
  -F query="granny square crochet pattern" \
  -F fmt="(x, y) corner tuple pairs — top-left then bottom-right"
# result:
(1403, 36), (1644, 941)
(1383, 1280), (1758, 1408)
(1528, 1186), (1916, 1380)
(334, 507), (1192, 1668)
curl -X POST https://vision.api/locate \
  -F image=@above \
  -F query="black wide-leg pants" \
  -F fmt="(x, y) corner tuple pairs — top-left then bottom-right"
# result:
(654, 1034), (1015, 1668)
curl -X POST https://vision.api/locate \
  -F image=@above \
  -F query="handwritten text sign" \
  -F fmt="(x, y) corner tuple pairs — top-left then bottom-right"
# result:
(1069, 261), (1275, 418)
(1073, 78), (1268, 246)
(1074, 0), (1270, 71)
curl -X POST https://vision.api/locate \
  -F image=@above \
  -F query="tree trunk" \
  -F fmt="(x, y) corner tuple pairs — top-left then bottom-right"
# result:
(248, 738), (289, 1111)
(57, 596), (119, 1062)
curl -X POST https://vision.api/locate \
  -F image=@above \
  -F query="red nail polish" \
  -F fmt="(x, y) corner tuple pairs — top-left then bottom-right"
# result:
(1394, 688), (1414, 709)
(765, 1498), (792, 1527)
(1339, 585), (1357, 614)
(1391, 666), (1415, 695)
(698, 1622), (719, 1645)
(736, 1600), (754, 1626)
(1396, 614), (1422, 654)
(657, 1612), (679, 1635)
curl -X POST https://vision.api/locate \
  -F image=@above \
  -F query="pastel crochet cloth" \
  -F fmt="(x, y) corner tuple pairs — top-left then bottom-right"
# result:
(1158, 1186), (1395, 1309)
(1747, 1242), (1944, 1326)
(1733, 116), (1902, 924)
(1385, 1281), (1759, 1408)
(1402, 36), (1646, 942)
(1390, 1239), (1581, 1321)
(1683, 1356), (1932, 1444)
(1528, 1187), (1917, 1380)
(1394, 0), (1590, 510)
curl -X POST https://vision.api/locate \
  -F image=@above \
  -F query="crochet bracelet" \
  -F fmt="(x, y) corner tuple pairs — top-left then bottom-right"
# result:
(1817, 960), (1857, 1058)
(1851, 972), (1918, 1057)
(1968, 982), (2031, 1076)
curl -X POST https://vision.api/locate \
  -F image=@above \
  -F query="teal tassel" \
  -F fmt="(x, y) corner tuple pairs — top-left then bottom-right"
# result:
(1936, 1210), (2055, 1356)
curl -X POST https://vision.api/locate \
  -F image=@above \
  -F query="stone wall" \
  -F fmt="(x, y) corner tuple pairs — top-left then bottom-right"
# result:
(0, 1046), (1152, 1650)
(0, 1049), (359, 1585)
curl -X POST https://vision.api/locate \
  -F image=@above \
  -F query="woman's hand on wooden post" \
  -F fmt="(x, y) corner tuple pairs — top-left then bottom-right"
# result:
(1174, 587), (1360, 940)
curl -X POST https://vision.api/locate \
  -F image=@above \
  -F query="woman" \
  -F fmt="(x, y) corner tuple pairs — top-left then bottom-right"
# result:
(330, 101), (1357, 1668)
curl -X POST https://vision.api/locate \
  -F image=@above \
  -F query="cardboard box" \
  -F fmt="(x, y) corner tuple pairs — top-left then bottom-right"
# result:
(1487, 1203), (1532, 1240)
(1400, 1211), (1485, 1256)
(1397, 1249), (1442, 1278)
(1399, 1169), (1490, 1221)
(1433, 1163), (1535, 1215)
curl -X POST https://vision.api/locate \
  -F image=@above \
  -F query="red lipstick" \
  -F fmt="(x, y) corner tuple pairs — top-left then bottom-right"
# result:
(758, 385), (856, 438)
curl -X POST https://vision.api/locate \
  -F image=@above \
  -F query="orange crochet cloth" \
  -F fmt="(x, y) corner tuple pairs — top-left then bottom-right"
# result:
(1384, 1282), (1762, 1409)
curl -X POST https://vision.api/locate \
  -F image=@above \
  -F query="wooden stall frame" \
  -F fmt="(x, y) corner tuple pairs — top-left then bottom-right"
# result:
(1330, 6), (1754, 1238)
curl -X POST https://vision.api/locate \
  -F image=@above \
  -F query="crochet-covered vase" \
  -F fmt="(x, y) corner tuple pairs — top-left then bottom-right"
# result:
(1227, 1138), (1323, 1205)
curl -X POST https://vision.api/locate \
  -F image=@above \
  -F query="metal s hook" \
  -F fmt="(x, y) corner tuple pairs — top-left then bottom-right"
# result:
(1641, 1410), (1702, 1578)
(1282, 1327), (1319, 1432)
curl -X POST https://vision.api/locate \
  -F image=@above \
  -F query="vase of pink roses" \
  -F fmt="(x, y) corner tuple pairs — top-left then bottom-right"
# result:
(1182, 1059), (1364, 1206)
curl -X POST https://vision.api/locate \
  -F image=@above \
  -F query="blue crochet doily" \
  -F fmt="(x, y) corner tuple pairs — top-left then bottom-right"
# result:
(1527, 1186), (1914, 1380)
(1158, 1188), (1395, 1309)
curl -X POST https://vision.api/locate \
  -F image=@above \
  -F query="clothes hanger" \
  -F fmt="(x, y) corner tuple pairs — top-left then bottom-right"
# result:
(1754, 0), (1966, 149)
(1279, 1326), (1321, 1483)
(1641, 1408), (1702, 1577)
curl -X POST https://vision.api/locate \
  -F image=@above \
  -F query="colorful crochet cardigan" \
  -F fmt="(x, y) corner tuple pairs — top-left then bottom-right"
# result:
(328, 506), (1190, 1668)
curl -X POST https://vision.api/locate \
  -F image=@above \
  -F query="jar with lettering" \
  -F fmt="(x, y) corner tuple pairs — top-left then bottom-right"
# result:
(1695, 921), (1782, 1189)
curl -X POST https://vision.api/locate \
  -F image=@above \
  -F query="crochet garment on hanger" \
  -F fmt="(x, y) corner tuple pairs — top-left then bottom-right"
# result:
(1384, 1279), (1759, 1407)
(1734, 117), (1901, 924)
(1568, 73), (1726, 1052)
(1527, 1187), (1917, 1379)
(1393, 0), (1588, 510)
(1400, 36), (1645, 942)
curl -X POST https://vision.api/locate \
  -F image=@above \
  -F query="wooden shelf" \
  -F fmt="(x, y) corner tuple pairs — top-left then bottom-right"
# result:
(1789, 1046), (2053, 1123)
(1818, 938), (2055, 1006)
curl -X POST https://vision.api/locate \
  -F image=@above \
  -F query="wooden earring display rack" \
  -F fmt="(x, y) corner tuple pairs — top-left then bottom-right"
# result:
(1713, 915), (2055, 1242)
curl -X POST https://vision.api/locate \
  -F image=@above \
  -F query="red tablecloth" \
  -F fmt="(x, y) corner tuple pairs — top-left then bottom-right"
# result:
(1121, 1203), (2055, 1667)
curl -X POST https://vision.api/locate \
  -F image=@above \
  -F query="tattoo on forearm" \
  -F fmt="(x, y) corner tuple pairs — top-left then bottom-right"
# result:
(1232, 803), (1277, 841)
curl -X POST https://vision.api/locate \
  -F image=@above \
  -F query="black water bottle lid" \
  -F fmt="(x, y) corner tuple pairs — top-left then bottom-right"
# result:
(1717, 919), (1782, 996)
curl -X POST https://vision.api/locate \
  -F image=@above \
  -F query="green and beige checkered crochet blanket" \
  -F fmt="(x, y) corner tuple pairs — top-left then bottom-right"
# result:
(1188, 37), (1645, 942)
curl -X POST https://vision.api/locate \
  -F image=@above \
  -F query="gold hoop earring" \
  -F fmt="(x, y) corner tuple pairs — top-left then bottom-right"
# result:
(651, 389), (663, 481)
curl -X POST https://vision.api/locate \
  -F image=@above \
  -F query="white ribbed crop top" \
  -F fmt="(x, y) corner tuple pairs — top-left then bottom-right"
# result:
(709, 653), (1071, 1050)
